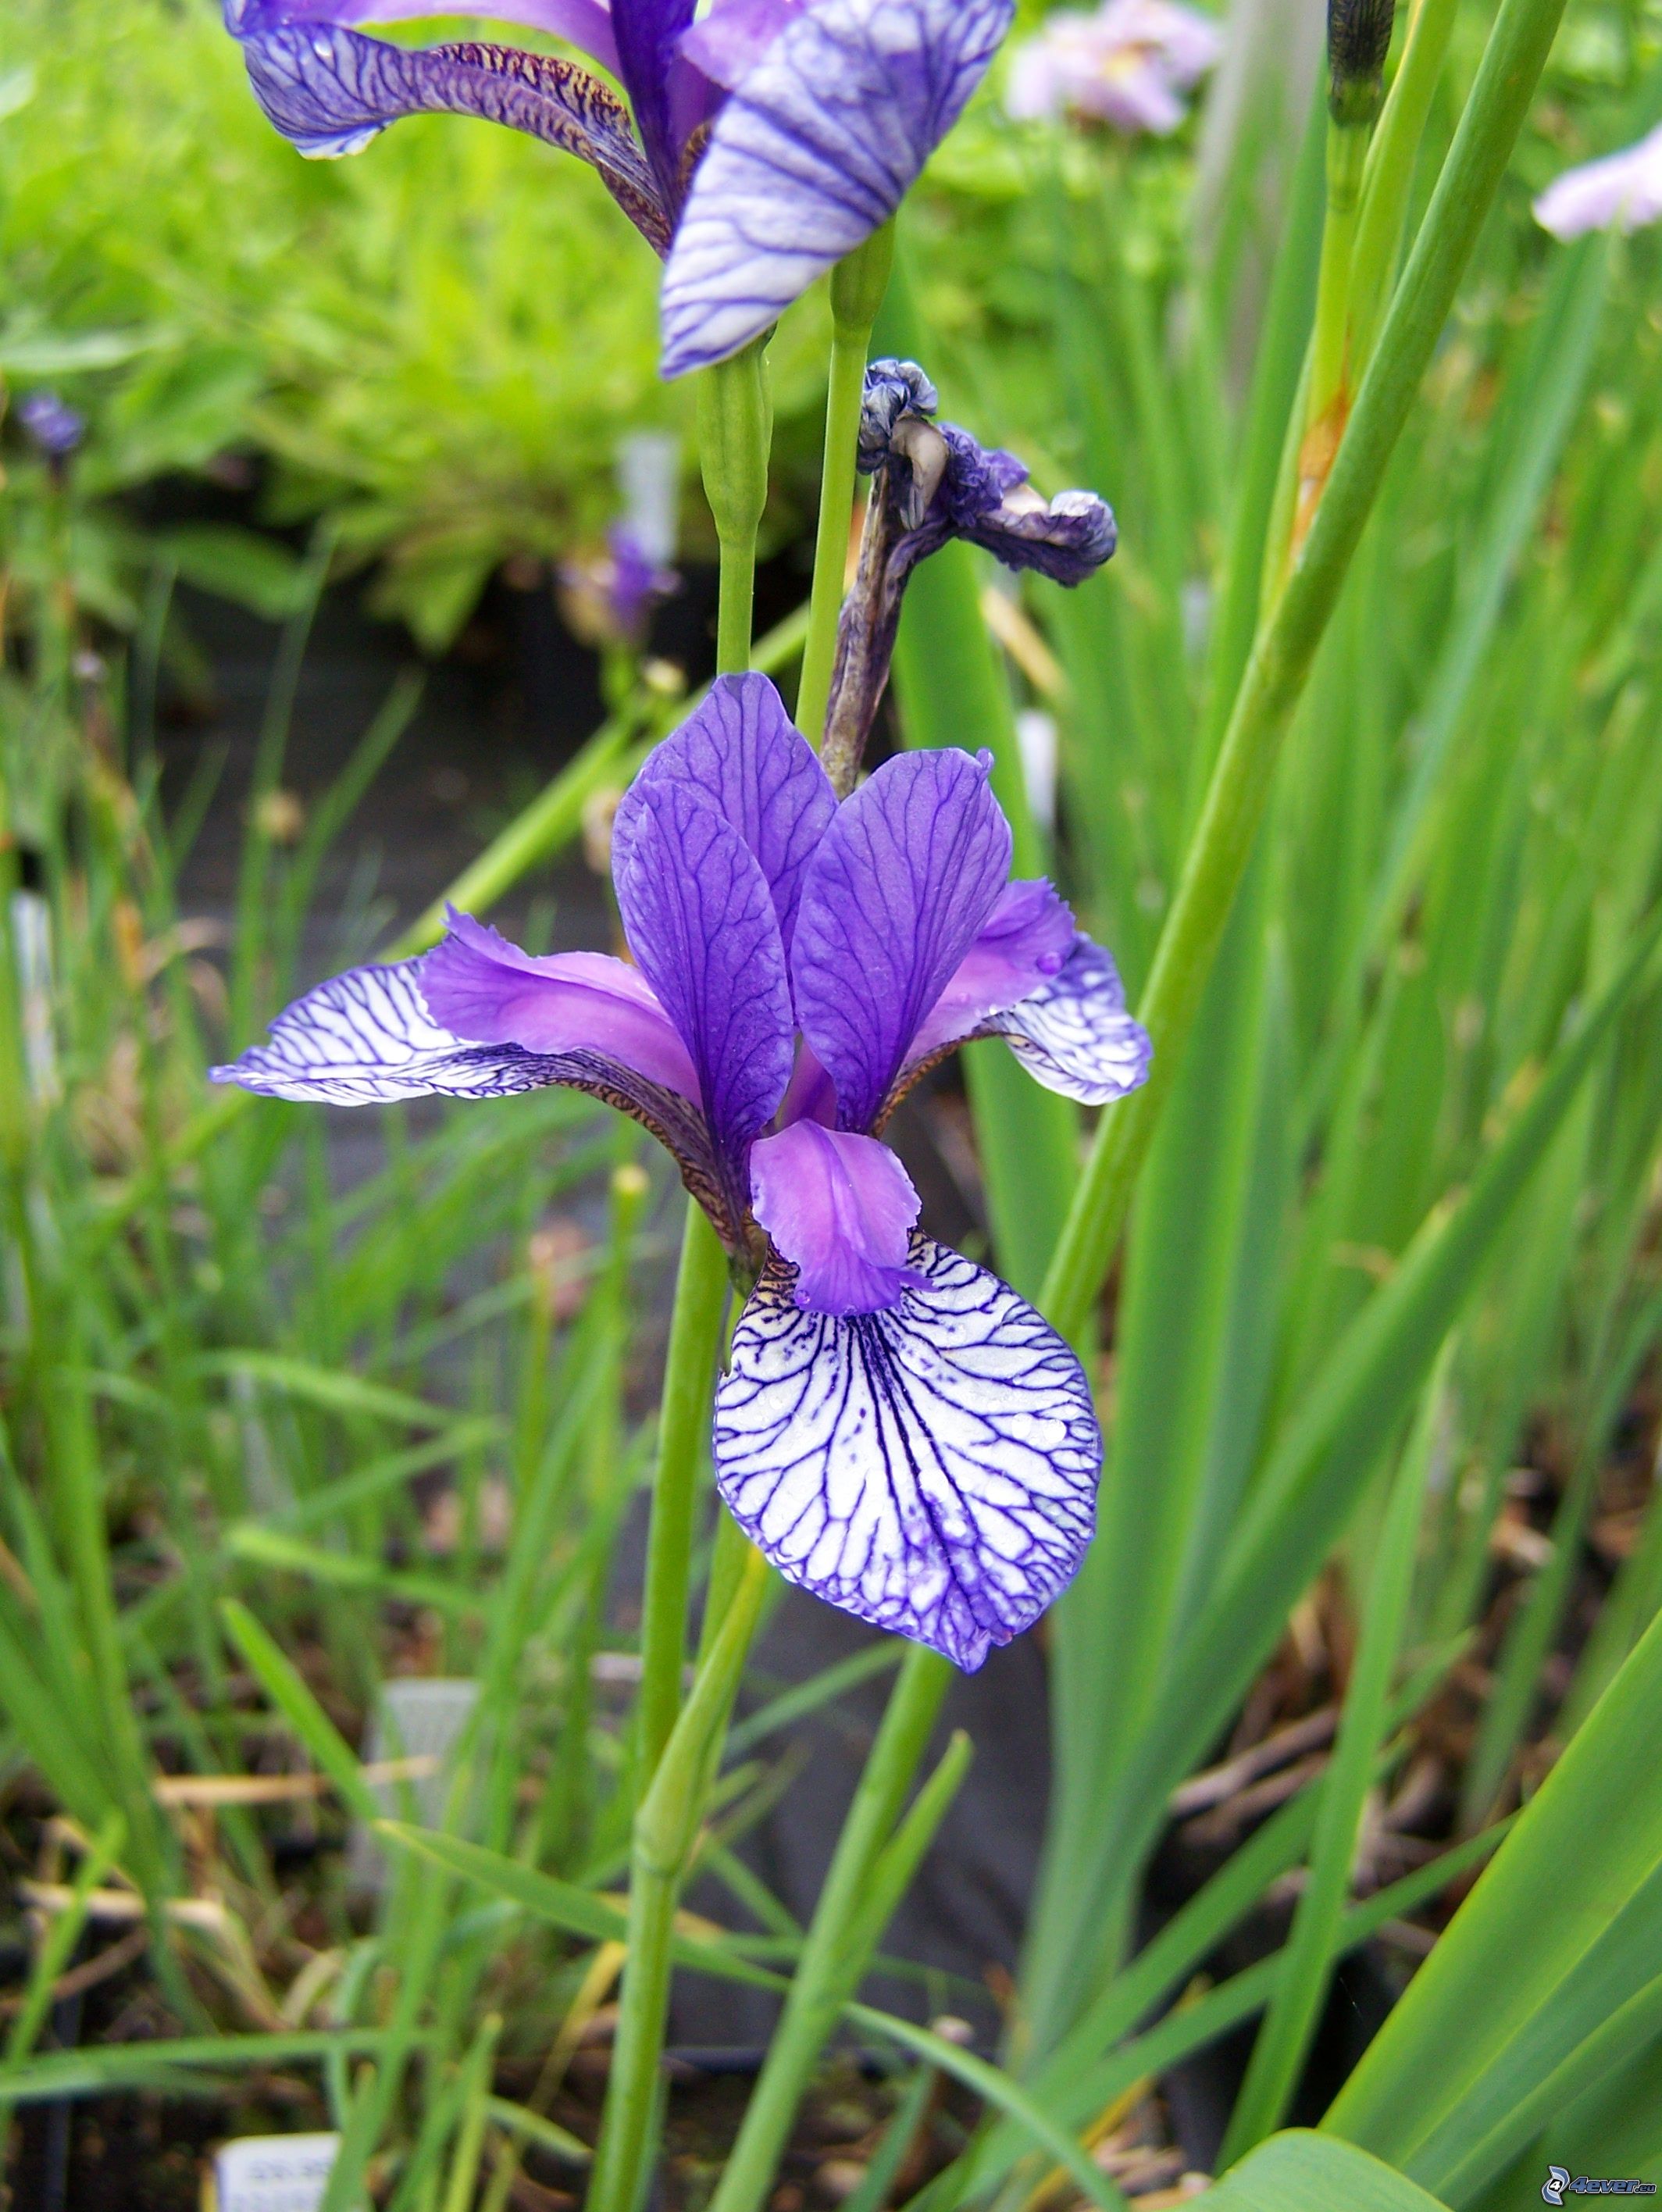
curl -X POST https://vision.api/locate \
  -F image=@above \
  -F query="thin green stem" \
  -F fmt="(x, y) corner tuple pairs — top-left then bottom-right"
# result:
(1037, 0), (1572, 1355)
(635, 1201), (731, 1792)
(706, 1643), (951, 2212)
(700, 336), (774, 677)
(796, 223), (895, 747)
(589, 1548), (769, 2212)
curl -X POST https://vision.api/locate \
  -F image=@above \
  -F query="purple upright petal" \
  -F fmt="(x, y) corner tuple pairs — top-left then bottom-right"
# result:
(612, 776), (795, 1216)
(659, 0), (1015, 376)
(233, 0), (620, 72)
(713, 1235), (1101, 1669)
(750, 1120), (923, 1313)
(615, 676), (836, 962)
(419, 910), (698, 1099)
(679, 0), (807, 88)
(904, 877), (1075, 1070)
(793, 749), (1011, 1132)
(612, 0), (698, 200)
(986, 933), (1152, 1106)
(229, 16), (671, 248)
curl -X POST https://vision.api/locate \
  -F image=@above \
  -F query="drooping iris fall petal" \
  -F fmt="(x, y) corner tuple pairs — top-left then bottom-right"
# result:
(658, 0), (1016, 376)
(713, 1236), (1101, 1668)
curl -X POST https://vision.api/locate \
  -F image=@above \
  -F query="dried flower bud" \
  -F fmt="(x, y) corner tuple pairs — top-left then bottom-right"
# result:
(1328, 0), (1394, 123)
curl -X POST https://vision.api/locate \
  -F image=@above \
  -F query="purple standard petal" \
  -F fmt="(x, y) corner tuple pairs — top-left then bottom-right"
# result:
(612, 0), (698, 202)
(793, 748), (1011, 1132)
(232, 0), (620, 72)
(903, 877), (1075, 1070)
(615, 675), (836, 962)
(751, 1119), (924, 1314)
(211, 951), (728, 1219)
(612, 775), (795, 1217)
(229, 16), (671, 248)
(659, 0), (1015, 376)
(420, 910), (698, 1098)
(713, 1234), (1101, 1669)
(679, 0), (808, 88)
(985, 933), (1152, 1106)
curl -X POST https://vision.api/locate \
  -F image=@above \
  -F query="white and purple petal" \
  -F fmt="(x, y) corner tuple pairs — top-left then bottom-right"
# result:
(793, 747), (1012, 1133)
(750, 1119), (924, 1314)
(615, 675), (836, 962)
(612, 775), (796, 1215)
(211, 951), (730, 1220)
(986, 933), (1152, 1106)
(904, 877), (1076, 1069)
(1534, 123), (1662, 241)
(228, 16), (671, 248)
(658, 0), (1016, 376)
(713, 1235), (1101, 1669)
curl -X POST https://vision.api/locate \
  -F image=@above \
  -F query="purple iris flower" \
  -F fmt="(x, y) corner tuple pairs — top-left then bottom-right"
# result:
(18, 391), (85, 461)
(213, 673), (1150, 1668)
(222, 0), (1015, 376)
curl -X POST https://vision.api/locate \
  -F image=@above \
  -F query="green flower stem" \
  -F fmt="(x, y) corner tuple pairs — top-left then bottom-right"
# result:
(1039, 0), (1572, 1354)
(633, 1202), (733, 1790)
(700, 334), (775, 677)
(1350, 0), (1460, 369)
(705, 1643), (952, 2212)
(588, 1547), (770, 2212)
(587, 335), (777, 2212)
(795, 223), (895, 747)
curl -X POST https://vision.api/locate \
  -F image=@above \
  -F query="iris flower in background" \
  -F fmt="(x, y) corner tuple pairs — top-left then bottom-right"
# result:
(1005, 0), (1221, 136)
(214, 673), (1150, 1668)
(17, 391), (85, 460)
(223, 0), (1015, 374)
(1534, 122), (1662, 241)
(823, 360), (1117, 790)
(559, 429), (682, 648)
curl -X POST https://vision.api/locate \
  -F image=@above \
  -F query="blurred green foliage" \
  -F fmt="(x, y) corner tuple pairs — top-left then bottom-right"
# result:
(0, 0), (830, 648)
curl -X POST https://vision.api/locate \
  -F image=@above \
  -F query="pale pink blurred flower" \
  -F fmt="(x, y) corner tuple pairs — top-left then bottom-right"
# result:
(1006, 0), (1222, 135)
(1534, 123), (1662, 241)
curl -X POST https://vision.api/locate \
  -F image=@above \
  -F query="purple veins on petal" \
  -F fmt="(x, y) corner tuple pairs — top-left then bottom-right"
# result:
(792, 748), (1013, 1135)
(611, 0), (700, 204)
(904, 876), (1077, 1070)
(658, 0), (1016, 376)
(750, 1119), (925, 1315)
(230, 16), (672, 248)
(612, 773), (796, 1215)
(614, 674), (836, 962)
(419, 909), (699, 1099)
(210, 952), (729, 1221)
(713, 1234), (1102, 1670)
(986, 933), (1153, 1106)
(230, 0), (622, 70)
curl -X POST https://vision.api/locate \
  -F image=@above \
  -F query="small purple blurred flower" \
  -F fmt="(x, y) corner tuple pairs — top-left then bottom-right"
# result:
(213, 673), (1150, 1667)
(1535, 123), (1662, 241)
(18, 391), (85, 461)
(1006, 0), (1221, 136)
(560, 428), (682, 648)
(221, 0), (1015, 376)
